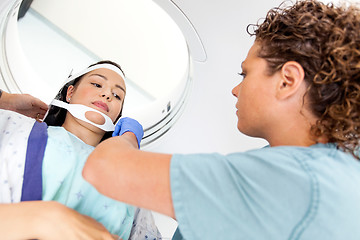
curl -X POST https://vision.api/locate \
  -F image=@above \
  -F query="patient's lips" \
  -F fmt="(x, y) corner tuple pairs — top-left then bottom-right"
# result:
(92, 101), (109, 112)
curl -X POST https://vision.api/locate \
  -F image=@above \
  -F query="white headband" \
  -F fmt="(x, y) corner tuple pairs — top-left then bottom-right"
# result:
(66, 63), (126, 83)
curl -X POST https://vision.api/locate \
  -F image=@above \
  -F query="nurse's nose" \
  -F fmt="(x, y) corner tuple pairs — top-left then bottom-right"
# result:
(232, 83), (240, 97)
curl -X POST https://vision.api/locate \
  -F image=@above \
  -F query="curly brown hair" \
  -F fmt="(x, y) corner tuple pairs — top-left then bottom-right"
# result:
(247, 0), (360, 157)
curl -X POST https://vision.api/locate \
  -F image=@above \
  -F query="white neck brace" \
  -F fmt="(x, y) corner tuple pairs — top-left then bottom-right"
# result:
(51, 99), (115, 132)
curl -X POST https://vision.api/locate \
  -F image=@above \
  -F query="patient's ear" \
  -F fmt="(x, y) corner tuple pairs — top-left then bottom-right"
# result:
(66, 85), (75, 102)
(276, 61), (305, 100)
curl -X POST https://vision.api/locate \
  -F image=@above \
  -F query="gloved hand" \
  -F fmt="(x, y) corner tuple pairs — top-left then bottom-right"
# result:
(112, 117), (144, 148)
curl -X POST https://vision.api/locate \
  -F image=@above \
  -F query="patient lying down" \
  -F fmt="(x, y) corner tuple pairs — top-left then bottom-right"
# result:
(0, 61), (161, 239)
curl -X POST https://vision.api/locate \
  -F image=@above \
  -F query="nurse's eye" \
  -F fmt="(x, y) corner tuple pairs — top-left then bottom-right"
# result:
(238, 72), (246, 78)
(91, 83), (102, 88)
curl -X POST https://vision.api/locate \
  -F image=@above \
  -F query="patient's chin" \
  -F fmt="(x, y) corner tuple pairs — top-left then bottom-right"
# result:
(85, 111), (106, 125)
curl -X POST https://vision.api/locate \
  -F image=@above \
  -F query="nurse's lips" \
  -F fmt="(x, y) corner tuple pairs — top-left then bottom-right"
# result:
(92, 101), (109, 112)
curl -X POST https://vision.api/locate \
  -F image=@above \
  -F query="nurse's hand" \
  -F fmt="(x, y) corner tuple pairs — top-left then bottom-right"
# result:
(0, 201), (116, 240)
(112, 117), (144, 148)
(0, 91), (48, 121)
(38, 201), (116, 240)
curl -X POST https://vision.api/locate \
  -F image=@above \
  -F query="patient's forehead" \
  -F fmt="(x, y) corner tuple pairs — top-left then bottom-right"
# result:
(82, 68), (126, 92)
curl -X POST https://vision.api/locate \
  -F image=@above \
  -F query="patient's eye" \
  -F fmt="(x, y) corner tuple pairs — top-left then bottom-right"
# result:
(113, 92), (121, 100)
(91, 82), (102, 88)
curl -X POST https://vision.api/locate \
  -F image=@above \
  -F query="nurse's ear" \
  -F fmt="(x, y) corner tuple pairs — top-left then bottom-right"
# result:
(276, 61), (305, 100)
(66, 85), (75, 103)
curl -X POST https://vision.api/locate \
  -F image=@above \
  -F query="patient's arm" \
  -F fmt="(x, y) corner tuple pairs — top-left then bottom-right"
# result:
(83, 132), (175, 219)
(0, 201), (117, 240)
(0, 91), (48, 120)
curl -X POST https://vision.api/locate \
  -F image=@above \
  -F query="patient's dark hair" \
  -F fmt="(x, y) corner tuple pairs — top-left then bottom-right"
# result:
(44, 60), (125, 141)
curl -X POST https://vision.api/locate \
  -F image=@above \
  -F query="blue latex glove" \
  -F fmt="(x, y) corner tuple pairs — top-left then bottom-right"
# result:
(112, 117), (144, 148)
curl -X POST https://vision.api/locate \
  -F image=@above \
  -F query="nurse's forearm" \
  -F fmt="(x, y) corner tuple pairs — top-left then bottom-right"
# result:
(0, 91), (48, 119)
(0, 90), (13, 110)
(83, 134), (175, 219)
(119, 131), (139, 149)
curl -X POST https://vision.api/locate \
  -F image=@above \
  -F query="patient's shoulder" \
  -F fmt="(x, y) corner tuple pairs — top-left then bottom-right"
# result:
(0, 109), (35, 142)
(0, 109), (35, 125)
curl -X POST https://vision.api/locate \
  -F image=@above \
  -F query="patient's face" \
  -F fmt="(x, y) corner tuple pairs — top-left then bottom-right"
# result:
(67, 68), (126, 122)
